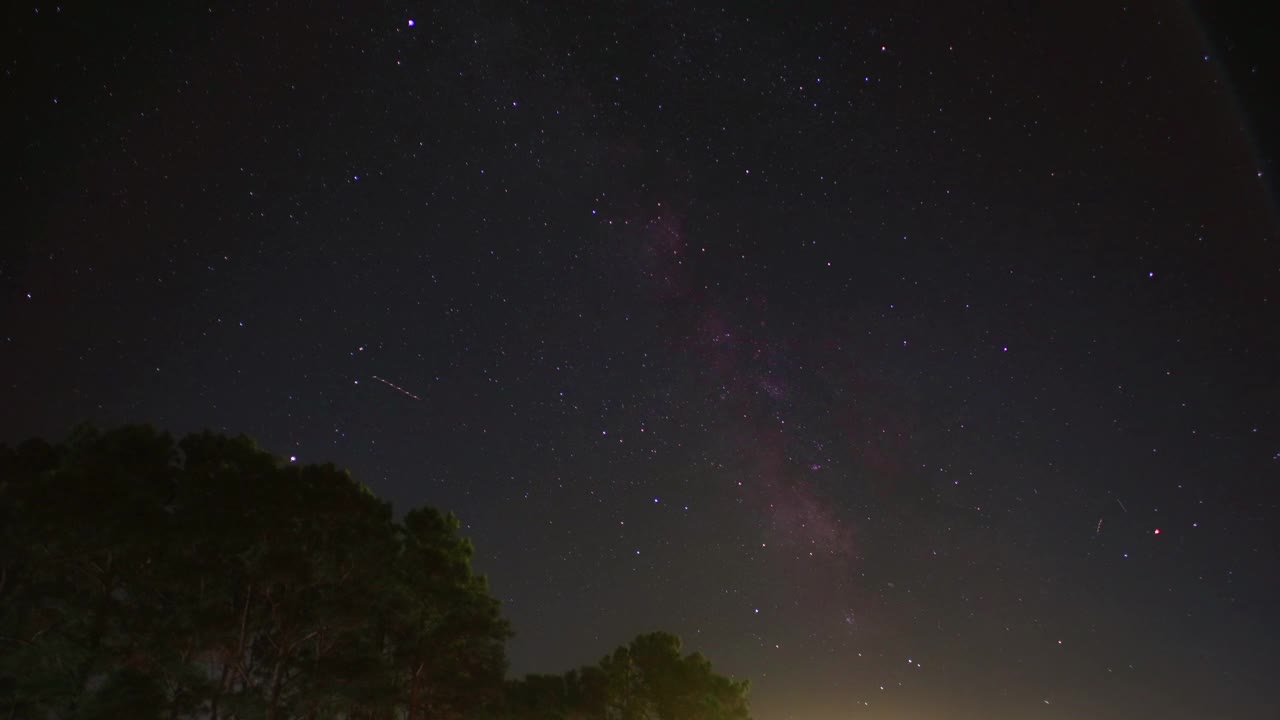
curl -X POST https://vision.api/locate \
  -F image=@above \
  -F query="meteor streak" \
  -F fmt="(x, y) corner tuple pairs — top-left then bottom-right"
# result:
(371, 375), (422, 401)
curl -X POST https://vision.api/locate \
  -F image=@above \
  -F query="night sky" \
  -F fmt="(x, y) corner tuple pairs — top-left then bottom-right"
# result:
(6, 2), (1280, 718)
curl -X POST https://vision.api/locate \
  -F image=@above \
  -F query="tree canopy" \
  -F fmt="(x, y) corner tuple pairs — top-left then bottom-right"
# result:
(0, 424), (750, 720)
(502, 633), (750, 720)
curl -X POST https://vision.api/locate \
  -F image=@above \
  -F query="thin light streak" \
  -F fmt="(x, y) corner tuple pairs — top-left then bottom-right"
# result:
(371, 375), (422, 401)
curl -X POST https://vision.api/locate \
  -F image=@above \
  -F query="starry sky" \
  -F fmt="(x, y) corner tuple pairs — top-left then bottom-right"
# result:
(6, 2), (1280, 718)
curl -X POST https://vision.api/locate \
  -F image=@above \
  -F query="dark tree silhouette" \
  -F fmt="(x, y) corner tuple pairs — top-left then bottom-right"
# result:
(0, 425), (509, 720)
(1, 425), (751, 719)
(504, 632), (751, 720)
